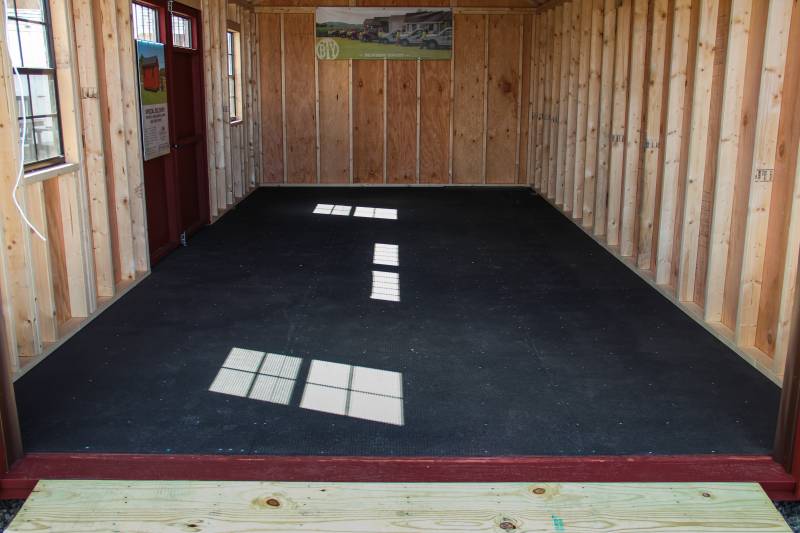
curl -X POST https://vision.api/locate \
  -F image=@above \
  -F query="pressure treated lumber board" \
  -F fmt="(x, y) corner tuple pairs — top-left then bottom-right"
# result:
(7, 480), (790, 532)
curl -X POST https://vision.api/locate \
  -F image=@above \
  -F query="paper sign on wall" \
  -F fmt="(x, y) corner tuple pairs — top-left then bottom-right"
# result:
(316, 7), (452, 60)
(136, 40), (171, 161)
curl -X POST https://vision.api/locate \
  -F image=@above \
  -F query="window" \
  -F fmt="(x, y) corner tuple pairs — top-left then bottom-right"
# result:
(132, 3), (159, 43)
(171, 13), (192, 49)
(226, 30), (240, 121)
(6, 0), (64, 169)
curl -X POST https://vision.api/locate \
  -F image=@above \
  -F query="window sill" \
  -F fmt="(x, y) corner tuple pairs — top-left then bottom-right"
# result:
(230, 119), (243, 126)
(24, 162), (80, 184)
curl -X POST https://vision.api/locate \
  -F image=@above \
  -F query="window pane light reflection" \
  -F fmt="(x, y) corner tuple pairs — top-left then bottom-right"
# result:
(354, 207), (398, 220)
(300, 360), (404, 426)
(313, 204), (352, 216)
(209, 348), (301, 405)
(373, 243), (399, 267)
(371, 271), (400, 302)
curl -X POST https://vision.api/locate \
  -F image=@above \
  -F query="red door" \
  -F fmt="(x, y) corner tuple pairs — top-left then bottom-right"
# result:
(133, 1), (209, 264)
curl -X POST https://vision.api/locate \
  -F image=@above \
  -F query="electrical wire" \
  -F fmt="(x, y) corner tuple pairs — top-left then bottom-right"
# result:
(4, 0), (46, 242)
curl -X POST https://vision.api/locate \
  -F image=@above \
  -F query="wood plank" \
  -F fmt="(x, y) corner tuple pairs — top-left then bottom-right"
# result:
(755, 0), (800, 360)
(92, 0), (136, 283)
(420, 61), (451, 184)
(618, 0), (649, 257)
(353, 61), (385, 183)
(201, 0), (219, 216)
(655, 0), (697, 286)
(582, 0), (604, 227)
(572, 0), (592, 217)
(692, 0), (731, 308)
(677, 0), (720, 301)
(24, 183), (56, 344)
(636, 0), (671, 269)
(555, 3), (571, 204)
(318, 61), (350, 183)
(486, 14), (521, 184)
(606, 0), (632, 246)
(453, 14), (486, 184)
(518, 14), (533, 185)
(564, 2), (581, 213)
(259, 13), (284, 183)
(541, 9), (554, 193)
(735, 0), (794, 346)
(593, 0), (617, 237)
(546, 7), (561, 196)
(533, 13), (547, 190)
(8, 480), (791, 532)
(220, 1), (234, 204)
(283, 13), (317, 183)
(387, 61), (417, 184)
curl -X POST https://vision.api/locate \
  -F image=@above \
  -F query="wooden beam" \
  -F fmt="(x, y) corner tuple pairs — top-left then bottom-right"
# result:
(593, 0), (617, 237)
(572, 0), (592, 218)
(563, 2), (580, 213)
(582, 0), (604, 227)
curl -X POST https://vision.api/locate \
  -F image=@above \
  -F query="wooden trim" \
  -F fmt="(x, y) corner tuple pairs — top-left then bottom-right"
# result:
(0, 453), (794, 500)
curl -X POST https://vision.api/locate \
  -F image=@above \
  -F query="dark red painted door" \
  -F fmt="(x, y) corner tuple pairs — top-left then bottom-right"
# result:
(134, 1), (209, 264)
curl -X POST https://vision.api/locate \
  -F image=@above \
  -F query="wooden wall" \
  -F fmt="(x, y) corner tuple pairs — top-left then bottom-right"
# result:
(257, 5), (536, 185)
(531, 0), (800, 385)
(0, 0), (258, 377)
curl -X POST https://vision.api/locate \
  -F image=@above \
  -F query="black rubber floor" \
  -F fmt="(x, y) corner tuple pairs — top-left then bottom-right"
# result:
(15, 187), (780, 455)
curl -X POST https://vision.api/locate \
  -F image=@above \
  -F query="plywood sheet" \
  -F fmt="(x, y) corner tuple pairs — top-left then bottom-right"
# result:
(283, 13), (317, 183)
(259, 13), (284, 183)
(318, 60), (350, 183)
(453, 14), (486, 184)
(353, 60), (385, 183)
(420, 60), (451, 184)
(387, 61), (417, 184)
(486, 14), (521, 184)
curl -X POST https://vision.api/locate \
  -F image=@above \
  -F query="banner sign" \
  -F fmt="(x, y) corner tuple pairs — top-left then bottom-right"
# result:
(136, 40), (170, 161)
(315, 7), (452, 60)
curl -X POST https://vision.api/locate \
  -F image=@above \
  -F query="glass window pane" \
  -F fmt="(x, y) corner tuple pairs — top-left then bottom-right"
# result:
(133, 3), (159, 43)
(28, 74), (57, 116)
(14, 73), (31, 117)
(13, 0), (45, 22)
(19, 119), (36, 164)
(6, 19), (22, 67)
(17, 20), (50, 68)
(172, 14), (192, 48)
(32, 116), (61, 161)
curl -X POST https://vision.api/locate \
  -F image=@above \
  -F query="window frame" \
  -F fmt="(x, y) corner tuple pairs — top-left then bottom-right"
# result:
(7, 0), (66, 172)
(226, 27), (242, 123)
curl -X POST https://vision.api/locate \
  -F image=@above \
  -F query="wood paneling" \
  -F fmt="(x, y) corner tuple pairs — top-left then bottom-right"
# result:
(453, 14), (486, 183)
(283, 13), (317, 183)
(318, 61), (350, 183)
(259, 13), (284, 183)
(353, 61), (385, 183)
(387, 61), (417, 184)
(419, 61), (451, 184)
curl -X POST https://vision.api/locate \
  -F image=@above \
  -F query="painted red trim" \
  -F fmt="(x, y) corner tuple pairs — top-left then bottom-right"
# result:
(1, 453), (795, 500)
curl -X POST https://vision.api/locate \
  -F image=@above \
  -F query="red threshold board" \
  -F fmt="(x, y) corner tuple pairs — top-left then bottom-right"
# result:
(0, 453), (795, 500)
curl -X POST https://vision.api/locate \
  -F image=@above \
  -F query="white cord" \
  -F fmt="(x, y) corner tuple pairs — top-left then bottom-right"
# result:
(4, 0), (46, 242)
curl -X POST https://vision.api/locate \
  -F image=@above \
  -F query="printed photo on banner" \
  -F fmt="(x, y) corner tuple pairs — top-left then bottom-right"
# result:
(136, 40), (171, 161)
(315, 7), (452, 61)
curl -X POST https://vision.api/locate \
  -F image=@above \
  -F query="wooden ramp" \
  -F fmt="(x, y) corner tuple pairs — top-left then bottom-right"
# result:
(7, 480), (791, 532)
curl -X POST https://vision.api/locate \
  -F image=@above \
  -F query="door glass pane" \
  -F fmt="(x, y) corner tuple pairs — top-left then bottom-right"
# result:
(133, 3), (159, 43)
(172, 14), (192, 49)
(32, 116), (61, 161)
(29, 74), (57, 115)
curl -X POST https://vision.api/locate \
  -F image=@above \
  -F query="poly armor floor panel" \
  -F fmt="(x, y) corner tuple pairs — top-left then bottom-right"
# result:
(14, 187), (780, 455)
